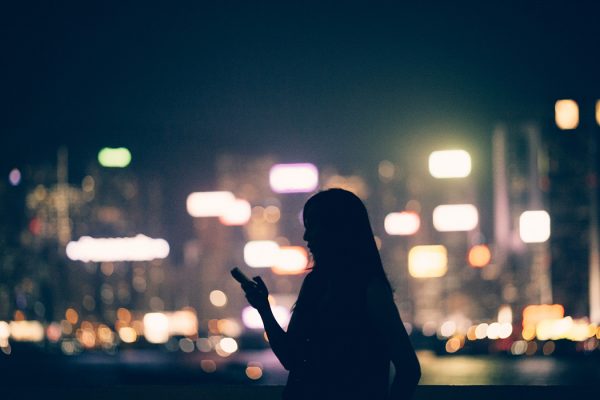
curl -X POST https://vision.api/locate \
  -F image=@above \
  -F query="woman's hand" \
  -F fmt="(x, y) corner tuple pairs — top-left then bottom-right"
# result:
(242, 276), (270, 312)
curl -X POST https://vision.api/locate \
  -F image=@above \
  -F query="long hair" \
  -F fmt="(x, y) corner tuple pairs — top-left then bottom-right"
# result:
(301, 188), (391, 291)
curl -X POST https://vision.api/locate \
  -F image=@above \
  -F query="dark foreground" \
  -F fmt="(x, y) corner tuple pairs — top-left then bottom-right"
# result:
(4, 385), (597, 400)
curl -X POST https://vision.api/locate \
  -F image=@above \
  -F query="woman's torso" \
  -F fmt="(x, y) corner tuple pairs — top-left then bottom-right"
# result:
(283, 271), (390, 400)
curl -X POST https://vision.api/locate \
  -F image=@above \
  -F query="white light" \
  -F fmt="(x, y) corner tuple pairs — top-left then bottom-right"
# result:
(272, 246), (308, 275)
(269, 163), (319, 193)
(242, 305), (290, 329)
(244, 241), (280, 268)
(66, 234), (169, 262)
(143, 313), (170, 344)
(210, 290), (228, 307)
(219, 198), (252, 225)
(408, 245), (448, 278)
(428, 150), (472, 178)
(242, 307), (264, 329)
(555, 99), (579, 130)
(384, 211), (420, 235)
(519, 210), (551, 243)
(433, 204), (478, 232)
(219, 337), (238, 354)
(186, 191), (236, 217)
(440, 320), (457, 337)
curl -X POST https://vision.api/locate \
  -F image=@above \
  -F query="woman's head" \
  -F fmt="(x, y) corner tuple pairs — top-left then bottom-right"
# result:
(302, 188), (385, 279)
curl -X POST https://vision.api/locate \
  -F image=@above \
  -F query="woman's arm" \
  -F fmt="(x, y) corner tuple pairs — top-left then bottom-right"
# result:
(242, 277), (295, 370)
(367, 278), (421, 399)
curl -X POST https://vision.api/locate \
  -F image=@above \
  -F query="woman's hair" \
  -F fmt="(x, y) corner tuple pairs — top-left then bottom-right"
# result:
(302, 188), (390, 287)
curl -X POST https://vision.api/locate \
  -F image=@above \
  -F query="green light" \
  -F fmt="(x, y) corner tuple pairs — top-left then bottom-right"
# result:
(98, 147), (132, 168)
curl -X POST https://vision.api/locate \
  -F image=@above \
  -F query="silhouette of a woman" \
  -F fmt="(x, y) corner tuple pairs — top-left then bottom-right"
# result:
(241, 189), (421, 399)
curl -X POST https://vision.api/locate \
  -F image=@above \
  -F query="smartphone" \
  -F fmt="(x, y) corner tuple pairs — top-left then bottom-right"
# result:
(231, 267), (255, 286)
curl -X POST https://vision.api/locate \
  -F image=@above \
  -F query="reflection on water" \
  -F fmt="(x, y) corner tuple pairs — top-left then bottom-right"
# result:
(417, 351), (597, 385)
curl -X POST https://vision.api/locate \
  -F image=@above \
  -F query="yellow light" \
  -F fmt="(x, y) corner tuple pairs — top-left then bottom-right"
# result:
(66, 234), (170, 262)
(244, 240), (280, 268)
(9, 321), (44, 342)
(272, 246), (308, 275)
(555, 99), (579, 130)
(217, 319), (242, 337)
(118, 327), (137, 343)
(523, 304), (564, 329)
(186, 191), (236, 217)
(219, 199), (252, 226)
(384, 211), (420, 235)
(433, 204), (478, 232)
(519, 211), (551, 243)
(408, 245), (448, 278)
(596, 100), (600, 126)
(468, 245), (491, 268)
(98, 147), (131, 168)
(428, 150), (472, 179)
(269, 163), (319, 193)
(210, 290), (228, 307)
(143, 313), (169, 344)
(168, 310), (198, 336)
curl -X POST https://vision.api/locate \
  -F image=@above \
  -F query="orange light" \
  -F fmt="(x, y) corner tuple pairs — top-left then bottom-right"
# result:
(468, 245), (491, 268)
(522, 304), (564, 328)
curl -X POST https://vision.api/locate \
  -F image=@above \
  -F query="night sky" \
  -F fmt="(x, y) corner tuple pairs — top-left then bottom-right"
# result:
(3, 1), (600, 246)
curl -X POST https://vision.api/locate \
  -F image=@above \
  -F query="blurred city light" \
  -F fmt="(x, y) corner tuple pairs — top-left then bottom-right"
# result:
(143, 313), (170, 344)
(497, 305), (513, 324)
(522, 304), (565, 341)
(97, 147), (132, 168)
(8, 168), (21, 186)
(596, 100), (600, 126)
(66, 234), (170, 262)
(554, 99), (579, 130)
(243, 240), (280, 268)
(0, 321), (9, 347)
(242, 305), (291, 329)
(384, 211), (420, 235)
(468, 244), (491, 268)
(167, 310), (198, 336)
(519, 210), (551, 243)
(9, 321), (45, 342)
(428, 150), (472, 178)
(219, 198), (252, 225)
(433, 204), (479, 232)
(408, 245), (448, 278)
(186, 191), (236, 217)
(118, 327), (137, 343)
(246, 362), (263, 380)
(269, 163), (319, 193)
(272, 246), (308, 275)
(209, 290), (228, 307)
